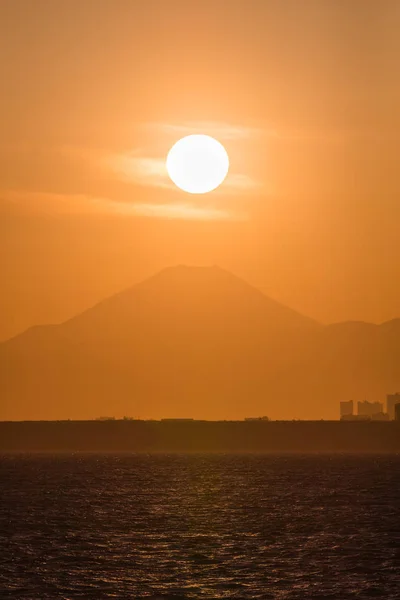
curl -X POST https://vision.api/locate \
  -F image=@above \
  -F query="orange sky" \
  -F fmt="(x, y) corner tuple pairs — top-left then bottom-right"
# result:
(1, 0), (400, 341)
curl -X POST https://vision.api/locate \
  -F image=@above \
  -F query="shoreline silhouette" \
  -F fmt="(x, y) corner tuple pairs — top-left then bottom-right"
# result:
(1, 419), (400, 453)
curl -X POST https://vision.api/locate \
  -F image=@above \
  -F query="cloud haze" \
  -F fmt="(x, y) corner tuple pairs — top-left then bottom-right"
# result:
(147, 121), (261, 140)
(1, 191), (246, 222)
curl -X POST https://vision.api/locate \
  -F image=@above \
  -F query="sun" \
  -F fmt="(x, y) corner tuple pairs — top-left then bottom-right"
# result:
(166, 134), (229, 194)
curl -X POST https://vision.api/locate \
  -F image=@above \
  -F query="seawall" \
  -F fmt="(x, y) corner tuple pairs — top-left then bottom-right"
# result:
(1, 420), (400, 452)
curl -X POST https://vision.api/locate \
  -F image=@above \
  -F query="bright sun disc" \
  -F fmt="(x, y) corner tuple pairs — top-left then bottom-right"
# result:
(166, 134), (229, 194)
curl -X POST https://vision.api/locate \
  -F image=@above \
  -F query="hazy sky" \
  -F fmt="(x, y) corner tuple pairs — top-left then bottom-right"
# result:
(1, 0), (400, 341)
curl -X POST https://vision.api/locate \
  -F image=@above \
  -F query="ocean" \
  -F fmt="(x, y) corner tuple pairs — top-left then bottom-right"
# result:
(1, 454), (399, 599)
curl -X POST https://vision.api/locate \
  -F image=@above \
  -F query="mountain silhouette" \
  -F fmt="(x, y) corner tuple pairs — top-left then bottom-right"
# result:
(1, 266), (399, 421)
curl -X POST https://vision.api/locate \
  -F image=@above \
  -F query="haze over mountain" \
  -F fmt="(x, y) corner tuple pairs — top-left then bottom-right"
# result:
(1, 266), (399, 421)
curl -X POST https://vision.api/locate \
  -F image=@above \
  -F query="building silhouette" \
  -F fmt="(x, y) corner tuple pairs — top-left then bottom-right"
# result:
(386, 393), (400, 420)
(340, 399), (389, 421)
(395, 403), (400, 422)
(357, 401), (383, 417)
(341, 414), (370, 421)
(370, 412), (390, 421)
(340, 400), (354, 419)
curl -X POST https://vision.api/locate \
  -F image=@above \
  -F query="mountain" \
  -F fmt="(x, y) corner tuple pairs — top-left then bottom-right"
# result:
(1, 266), (399, 421)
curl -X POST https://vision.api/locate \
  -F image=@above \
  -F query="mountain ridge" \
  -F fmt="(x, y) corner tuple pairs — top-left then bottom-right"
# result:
(1, 265), (399, 421)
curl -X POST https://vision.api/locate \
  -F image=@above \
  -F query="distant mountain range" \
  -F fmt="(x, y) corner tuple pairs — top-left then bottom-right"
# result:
(1, 265), (399, 421)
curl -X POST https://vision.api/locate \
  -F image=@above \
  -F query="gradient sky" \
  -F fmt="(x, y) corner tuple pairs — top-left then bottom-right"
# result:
(1, 0), (400, 341)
